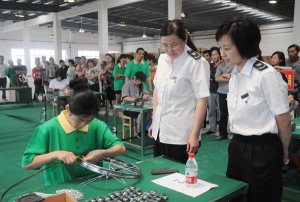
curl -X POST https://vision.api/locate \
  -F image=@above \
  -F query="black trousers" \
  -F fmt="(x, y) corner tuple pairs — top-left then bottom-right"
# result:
(154, 135), (201, 164)
(218, 93), (228, 137)
(0, 77), (7, 99)
(227, 133), (283, 202)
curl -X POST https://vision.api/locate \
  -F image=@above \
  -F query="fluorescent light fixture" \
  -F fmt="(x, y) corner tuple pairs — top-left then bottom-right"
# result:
(79, 18), (85, 33)
(269, 0), (277, 4)
(181, 12), (186, 18)
(15, 11), (25, 18)
(142, 33), (147, 38)
(64, 0), (75, 2)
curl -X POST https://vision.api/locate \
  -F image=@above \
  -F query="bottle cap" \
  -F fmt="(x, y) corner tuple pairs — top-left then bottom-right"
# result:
(188, 153), (195, 158)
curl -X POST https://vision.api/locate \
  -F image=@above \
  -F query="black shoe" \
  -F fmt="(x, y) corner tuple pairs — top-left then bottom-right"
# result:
(215, 136), (227, 141)
(202, 130), (215, 134)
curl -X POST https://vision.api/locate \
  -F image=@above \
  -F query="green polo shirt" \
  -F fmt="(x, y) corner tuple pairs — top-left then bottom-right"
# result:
(113, 63), (126, 91)
(6, 66), (17, 83)
(22, 111), (124, 186)
(124, 59), (150, 92)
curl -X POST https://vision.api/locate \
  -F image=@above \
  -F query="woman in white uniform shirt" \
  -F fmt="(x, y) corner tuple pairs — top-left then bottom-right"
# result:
(148, 19), (210, 163)
(216, 18), (291, 202)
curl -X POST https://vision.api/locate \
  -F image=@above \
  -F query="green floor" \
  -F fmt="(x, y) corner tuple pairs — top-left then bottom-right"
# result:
(0, 103), (299, 201)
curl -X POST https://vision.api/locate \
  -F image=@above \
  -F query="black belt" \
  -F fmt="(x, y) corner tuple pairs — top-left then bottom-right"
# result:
(232, 133), (278, 141)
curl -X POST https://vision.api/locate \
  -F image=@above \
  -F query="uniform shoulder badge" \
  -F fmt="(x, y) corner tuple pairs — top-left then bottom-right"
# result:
(253, 60), (268, 71)
(187, 49), (201, 60)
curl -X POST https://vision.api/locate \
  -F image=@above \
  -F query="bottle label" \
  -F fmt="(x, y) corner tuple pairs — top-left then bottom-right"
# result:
(185, 175), (197, 184)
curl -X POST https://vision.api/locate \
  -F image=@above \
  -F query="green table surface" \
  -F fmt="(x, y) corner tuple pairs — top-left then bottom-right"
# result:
(292, 118), (300, 139)
(5, 156), (247, 202)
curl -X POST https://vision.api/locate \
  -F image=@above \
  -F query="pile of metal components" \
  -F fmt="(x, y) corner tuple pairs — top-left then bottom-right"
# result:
(86, 186), (168, 202)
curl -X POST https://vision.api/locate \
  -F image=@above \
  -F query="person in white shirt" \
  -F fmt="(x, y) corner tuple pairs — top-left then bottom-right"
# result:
(48, 69), (69, 94)
(216, 18), (291, 202)
(148, 19), (210, 164)
(0, 55), (7, 100)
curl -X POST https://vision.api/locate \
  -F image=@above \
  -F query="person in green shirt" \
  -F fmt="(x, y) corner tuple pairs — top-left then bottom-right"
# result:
(6, 59), (17, 87)
(113, 54), (127, 104)
(22, 78), (126, 186)
(124, 48), (152, 94)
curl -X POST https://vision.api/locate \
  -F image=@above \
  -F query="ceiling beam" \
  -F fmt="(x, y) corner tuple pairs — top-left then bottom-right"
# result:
(0, 1), (61, 12)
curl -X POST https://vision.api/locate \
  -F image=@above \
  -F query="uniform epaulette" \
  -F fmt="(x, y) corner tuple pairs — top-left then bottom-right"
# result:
(253, 60), (268, 71)
(187, 49), (201, 60)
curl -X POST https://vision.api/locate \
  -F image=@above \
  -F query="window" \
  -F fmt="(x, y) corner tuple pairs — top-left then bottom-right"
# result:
(11, 49), (25, 65)
(78, 50), (99, 59)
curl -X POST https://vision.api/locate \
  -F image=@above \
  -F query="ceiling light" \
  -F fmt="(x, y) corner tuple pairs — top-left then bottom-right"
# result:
(15, 11), (25, 18)
(79, 18), (85, 33)
(269, 0), (277, 4)
(119, 21), (126, 27)
(142, 33), (147, 38)
(181, 12), (186, 18)
(64, 0), (75, 2)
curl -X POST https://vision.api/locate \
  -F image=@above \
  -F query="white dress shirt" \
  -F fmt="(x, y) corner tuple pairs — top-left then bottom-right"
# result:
(228, 57), (289, 136)
(152, 45), (210, 145)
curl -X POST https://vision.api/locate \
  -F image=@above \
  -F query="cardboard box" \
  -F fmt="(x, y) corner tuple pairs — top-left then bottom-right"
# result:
(44, 193), (77, 202)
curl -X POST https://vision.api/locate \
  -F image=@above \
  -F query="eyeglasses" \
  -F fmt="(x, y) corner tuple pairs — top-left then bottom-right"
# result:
(160, 42), (181, 51)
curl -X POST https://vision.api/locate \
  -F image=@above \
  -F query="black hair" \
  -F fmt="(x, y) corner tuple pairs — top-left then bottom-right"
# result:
(126, 54), (134, 61)
(136, 48), (144, 53)
(0, 55), (4, 60)
(288, 44), (300, 52)
(203, 50), (211, 56)
(160, 19), (197, 51)
(68, 77), (99, 116)
(271, 51), (286, 66)
(147, 54), (157, 64)
(210, 47), (221, 56)
(87, 59), (96, 66)
(59, 59), (65, 64)
(117, 54), (127, 64)
(75, 56), (80, 60)
(257, 49), (264, 61)
(69, 77), (89, 93)
(144, 51), (149, 61)
(68, 59), (76, 66)
(55, 69), (67, 80)
(134, 71), (146, 81)
(215, 18), (261, 59)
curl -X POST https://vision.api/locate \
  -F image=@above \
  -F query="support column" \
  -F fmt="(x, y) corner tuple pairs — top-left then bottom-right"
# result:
(53, 13), (62, 62)
(293, 0), (300, 45)
(98, 0), (109, 55)
(22, 27), (31, 73)
(168, 0), (182, 20)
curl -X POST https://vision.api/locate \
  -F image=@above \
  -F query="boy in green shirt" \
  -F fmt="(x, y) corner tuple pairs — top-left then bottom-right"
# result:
(6, 59), (17, 87)
(124, 48), (152, 93)
(22, 78), (125, 185)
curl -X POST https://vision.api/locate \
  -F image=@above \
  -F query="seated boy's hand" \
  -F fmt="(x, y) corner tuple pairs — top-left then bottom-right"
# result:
(83, 150), (104, 163)
(55, 151), (77, 165)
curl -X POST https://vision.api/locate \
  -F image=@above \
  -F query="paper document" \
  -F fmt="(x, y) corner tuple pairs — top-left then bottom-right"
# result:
(152, 173), (218, 198)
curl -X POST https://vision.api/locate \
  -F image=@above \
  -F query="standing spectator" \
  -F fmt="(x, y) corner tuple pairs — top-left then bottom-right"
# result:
(113, 54), (127, 105)
(74, 56), (81, 67)
(85, 59), (99, 92)
(216, 18), (290, 201)
(15, 59), (28, 87)
(103, 54), (116, 109)
(59, 60), (69, 79)
(215, 62), (233, 140)
(203, 48), (220, 134)
(0, 55), (7, 100)
(147, 54), (157, 88)
(75, 56), (86, 78)
(270, 51), (288, 83)
(148, 19), (209, 163)
(286, 44), (300, 81)
(45, 57), (59, 92)
(6, 59), (17, 87)
(32, 57), (45, 101)
(125, 48), (152, 94)
(203, 50), (212, 63)
(125, 54), (134, 64)
(67, 59), (76, 82)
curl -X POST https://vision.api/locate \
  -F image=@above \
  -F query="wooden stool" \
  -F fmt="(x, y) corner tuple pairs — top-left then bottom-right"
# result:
(122, 115), (134, 139)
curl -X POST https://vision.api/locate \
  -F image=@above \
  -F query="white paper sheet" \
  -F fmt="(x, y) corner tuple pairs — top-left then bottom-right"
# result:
(152, 173), (218, 198)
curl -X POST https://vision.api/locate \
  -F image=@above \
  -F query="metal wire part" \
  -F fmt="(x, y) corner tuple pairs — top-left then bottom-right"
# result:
(76, 157), (141, 179)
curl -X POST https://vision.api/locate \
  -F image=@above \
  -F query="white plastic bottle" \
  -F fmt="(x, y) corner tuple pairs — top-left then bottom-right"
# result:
(185, 152), (198, 187)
